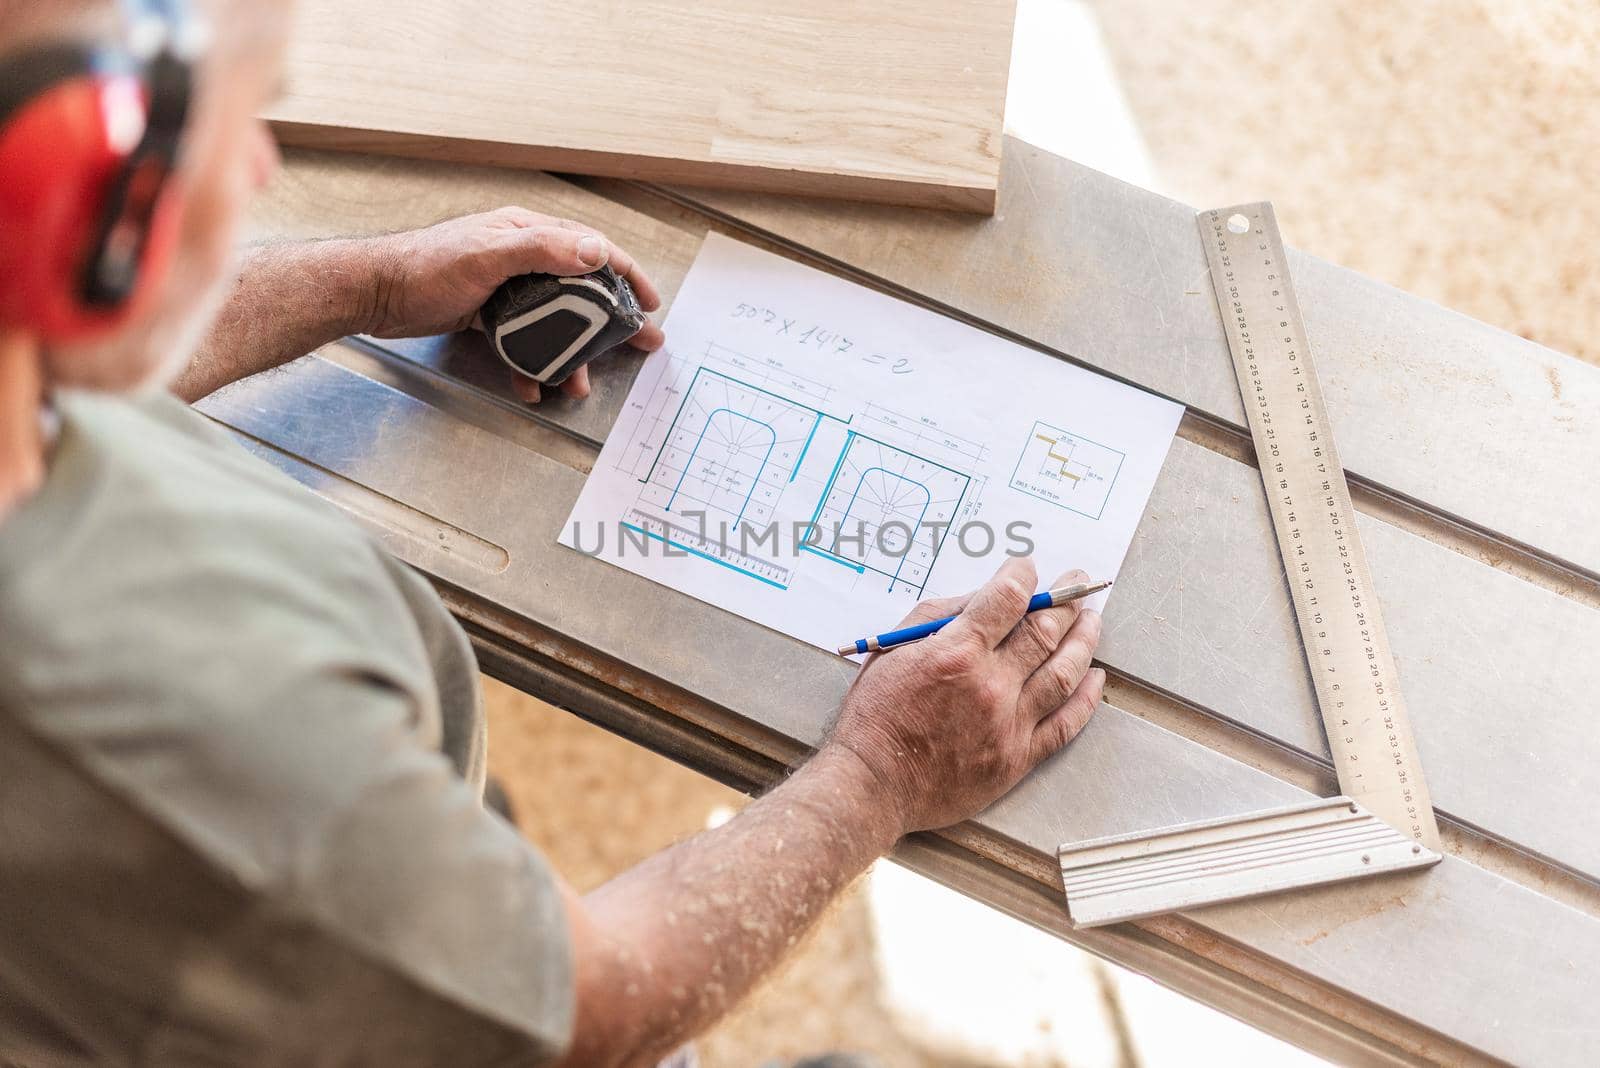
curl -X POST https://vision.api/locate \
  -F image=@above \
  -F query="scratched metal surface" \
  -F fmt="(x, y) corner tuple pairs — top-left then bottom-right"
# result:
(1106, 437), (1600, 880)
(198, 354), (1600, 1065)
(677, 137), (1600, 580)
(250, 153), (1600, 885)
(232, 338), (1600, 869)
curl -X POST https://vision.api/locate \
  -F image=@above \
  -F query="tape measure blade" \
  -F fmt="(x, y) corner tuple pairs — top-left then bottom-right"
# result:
(1198, 203), (1441, 850)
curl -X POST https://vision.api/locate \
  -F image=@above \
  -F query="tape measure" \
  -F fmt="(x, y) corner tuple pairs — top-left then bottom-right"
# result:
(482, 264), (646, 386)
(1199, 203), (1441, 850)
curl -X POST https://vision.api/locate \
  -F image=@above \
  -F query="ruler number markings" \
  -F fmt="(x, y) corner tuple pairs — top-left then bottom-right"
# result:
(1201, 206), (1440, 849)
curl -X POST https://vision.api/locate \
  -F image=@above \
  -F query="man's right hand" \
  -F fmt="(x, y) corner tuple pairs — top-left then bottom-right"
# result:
(558, 555), (1104, 1066)
(825, 556), (1106, 836)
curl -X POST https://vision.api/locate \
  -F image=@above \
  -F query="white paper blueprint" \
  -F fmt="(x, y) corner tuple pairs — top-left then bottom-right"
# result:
(561, 233), (1184, 653)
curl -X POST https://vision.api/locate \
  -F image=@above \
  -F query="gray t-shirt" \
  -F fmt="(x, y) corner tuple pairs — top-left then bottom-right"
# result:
(0, 390), (573, 1066)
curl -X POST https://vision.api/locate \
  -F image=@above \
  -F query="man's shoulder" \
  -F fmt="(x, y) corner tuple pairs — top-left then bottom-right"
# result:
(0, 387), (458, 876)
(0, 391), (569, 1063)
(51, 388), (357, 542)
(0, 389), (450, 758)
(3, 390), (429, 659)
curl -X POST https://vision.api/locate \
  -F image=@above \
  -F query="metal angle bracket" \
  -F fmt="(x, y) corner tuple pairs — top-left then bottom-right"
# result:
(1057, 797), (1442, 929)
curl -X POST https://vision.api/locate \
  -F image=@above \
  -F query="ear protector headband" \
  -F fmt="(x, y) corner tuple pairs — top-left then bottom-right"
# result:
(0, 0), (203, 343)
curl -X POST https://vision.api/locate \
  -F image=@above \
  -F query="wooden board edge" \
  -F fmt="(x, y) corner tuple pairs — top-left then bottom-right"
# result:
(266, 119), (1000, 216)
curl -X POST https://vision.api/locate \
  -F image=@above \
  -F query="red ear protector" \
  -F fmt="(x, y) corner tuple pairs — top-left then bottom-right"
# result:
(0, 0), (201, 343)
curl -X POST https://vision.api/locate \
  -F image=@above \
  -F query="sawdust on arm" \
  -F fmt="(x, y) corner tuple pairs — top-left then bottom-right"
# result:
(552, 744), (900, 1068)
(170, 210), (663, 403)
(170, 239), (378, 402)
(552, 557), (1108, 1067)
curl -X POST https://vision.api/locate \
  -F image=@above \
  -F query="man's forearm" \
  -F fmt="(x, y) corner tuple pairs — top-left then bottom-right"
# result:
(171, 239), (382, 403)
(558, 745), (903, 1067)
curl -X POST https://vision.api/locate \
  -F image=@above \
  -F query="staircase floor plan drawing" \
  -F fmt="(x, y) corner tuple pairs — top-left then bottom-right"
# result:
(804, 431), (971, 596)
(608, 348), (848, 590)
(560, 232), (1183, 653)
(638, 365), (830, 531)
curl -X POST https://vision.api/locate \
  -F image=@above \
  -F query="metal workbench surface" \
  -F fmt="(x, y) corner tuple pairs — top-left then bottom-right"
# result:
(198, 146), (1600, 1066)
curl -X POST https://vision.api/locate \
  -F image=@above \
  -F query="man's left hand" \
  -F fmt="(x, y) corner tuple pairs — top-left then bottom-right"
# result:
(362, 207), (666, 403)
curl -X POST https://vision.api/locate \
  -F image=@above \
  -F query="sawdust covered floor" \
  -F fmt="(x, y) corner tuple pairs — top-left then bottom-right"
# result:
(1092, 0), (1600, 367)
(485, 3), (1599, 1064)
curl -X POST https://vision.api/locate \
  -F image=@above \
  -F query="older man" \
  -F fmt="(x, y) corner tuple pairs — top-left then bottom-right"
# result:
(0, 1), (1106, 1065)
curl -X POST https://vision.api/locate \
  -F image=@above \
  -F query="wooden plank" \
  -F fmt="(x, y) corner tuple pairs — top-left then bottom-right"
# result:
(674, 137), (1600, 578)
(266, 0), (1014, 213)
(197, 357), (1600, 1066)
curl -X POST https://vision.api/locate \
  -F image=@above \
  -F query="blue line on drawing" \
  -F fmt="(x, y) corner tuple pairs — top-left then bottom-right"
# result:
(831, 466), (931, 591)
(809, 431), (857, 525)
(666, 407), (777, 526)
(620, 523), (788, 590)
(800, 544), (867, 574)
(641, 366), (704, 486)
(791, 413), (823, 482)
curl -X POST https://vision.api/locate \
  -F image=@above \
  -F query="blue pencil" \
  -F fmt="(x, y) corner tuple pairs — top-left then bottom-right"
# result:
(837, 579), (1112, 657)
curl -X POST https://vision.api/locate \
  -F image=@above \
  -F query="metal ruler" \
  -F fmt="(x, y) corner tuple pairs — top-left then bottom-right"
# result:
(1200, 203), (1439, 849)
(1059, 203), (1441, 927)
